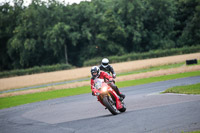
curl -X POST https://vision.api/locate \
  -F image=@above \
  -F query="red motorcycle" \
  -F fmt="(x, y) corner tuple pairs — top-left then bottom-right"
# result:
(93, 78), (126, 115)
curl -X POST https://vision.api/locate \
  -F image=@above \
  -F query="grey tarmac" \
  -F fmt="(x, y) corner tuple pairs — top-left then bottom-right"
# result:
(0, 76), (200, 133)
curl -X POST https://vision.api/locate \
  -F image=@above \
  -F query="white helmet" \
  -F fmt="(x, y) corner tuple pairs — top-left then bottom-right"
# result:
(101, 58), (109, 68)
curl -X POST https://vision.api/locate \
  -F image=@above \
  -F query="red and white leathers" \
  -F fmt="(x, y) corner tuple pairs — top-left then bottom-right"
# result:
(90, 71), (114, 106)
(91, 70), (123, 97)
(90, 71), (113, 90)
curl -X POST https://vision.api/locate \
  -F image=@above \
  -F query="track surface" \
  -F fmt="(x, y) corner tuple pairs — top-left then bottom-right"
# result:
(0, 76), (200, 133)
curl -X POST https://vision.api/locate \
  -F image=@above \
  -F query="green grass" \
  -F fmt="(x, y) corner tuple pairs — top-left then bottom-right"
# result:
(182, 130), (200, 133)
(0, 86), (91, 109)
(0, 70), (200, 109)
(118, 62), (185, 76)
(118, 60), (199, 77)
(163, 83), (200, 94)
(2, 61), (199, 92)
(116, 71), (200, 88)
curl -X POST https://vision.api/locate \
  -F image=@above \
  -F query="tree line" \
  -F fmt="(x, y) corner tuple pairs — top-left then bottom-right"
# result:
(0, 0), (199, 71)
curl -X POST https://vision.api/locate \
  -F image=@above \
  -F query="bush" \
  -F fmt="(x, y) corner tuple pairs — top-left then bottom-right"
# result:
(1, 45), (199, 78)
(83, 45), (200, 66)
(0, 63), (75, 78)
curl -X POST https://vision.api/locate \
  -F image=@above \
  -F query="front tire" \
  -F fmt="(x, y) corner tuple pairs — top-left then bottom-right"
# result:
(102, 96), (120, 115)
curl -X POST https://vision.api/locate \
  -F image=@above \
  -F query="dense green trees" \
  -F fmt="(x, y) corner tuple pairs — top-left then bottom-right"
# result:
(175, 0), (200, 46)
(0, 0), (199, 71)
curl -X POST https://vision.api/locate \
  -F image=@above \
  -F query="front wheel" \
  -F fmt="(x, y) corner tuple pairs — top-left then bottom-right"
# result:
(102, 96), (120, 115)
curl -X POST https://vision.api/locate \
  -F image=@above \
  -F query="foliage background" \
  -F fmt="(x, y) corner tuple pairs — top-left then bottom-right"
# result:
(0, 0), (200, 71)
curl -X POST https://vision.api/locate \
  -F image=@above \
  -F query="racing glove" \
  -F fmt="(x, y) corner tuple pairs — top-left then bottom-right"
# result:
(112, 74), (116, 79)
(92, 91), (95, 96)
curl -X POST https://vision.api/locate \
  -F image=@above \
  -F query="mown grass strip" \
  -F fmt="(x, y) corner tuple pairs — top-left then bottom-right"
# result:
(1, 60), (199, 93)
(118, 62), (185, 76)
(0, 71), (200, 109)
(116, 71), (200, 88)
(163, 83), (200, 94)
(118, 60), (199, 77)
(182, 130), (200, 133)
(0, 86), (91, 109)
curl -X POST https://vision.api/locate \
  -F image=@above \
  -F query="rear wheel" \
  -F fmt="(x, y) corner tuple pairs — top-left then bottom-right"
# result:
(102, 96), (120, 115)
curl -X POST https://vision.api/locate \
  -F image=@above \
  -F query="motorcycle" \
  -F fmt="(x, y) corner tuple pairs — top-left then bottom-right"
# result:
(93, 78), (126, 115)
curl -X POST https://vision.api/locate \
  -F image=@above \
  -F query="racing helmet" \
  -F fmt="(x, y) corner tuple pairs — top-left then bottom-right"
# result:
(91, 66), (100, 78)
(101, 58), (109, 68)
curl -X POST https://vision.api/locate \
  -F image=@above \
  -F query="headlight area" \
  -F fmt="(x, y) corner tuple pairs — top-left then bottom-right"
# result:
(101, 86), (108, 92)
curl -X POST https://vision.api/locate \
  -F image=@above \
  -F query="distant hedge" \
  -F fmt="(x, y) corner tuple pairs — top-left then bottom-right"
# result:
(0, 63), (75, 78)
(83, 45), (200, 66)
(1, 45), (200, 79)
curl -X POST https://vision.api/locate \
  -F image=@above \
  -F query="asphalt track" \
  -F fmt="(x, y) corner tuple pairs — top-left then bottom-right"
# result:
(0, 76), (200, 133)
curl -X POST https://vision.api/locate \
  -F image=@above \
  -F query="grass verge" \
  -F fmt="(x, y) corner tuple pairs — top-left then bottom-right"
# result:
(118, 60), (199, 77)
(116, 71), (200, 88)
(163, 83), (200, 94)
(118, 62), (185, 76)
(182, 130), (200, 133)
(0, 62), (185, 92)
(0, 71), (200, 109)
(5, 61), (200, 93)
(0, 86), (91, 109)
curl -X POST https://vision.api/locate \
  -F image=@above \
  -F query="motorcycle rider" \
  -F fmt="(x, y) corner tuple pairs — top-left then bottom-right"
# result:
(99, 58), (116, 79)
(90, 66), (125, 100)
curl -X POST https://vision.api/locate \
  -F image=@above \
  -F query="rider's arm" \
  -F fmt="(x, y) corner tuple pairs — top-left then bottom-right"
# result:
(90, 79), (95, 90)
(109, 65), (116, 78)
(102, 71), (113, 81)
(109, 65), (115, 75)
(91, 79), (96, 96)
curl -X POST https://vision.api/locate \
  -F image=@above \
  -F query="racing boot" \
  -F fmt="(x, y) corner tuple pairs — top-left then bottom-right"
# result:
(119, 93), (125, 100)
(114, 86), (125, 100)
(110, 83), (125, 100)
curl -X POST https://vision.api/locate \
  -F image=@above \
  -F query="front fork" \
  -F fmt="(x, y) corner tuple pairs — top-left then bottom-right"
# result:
(97, 95), (105, 106)
(98, 92), (122, 110)
(97, 93), (112, 106)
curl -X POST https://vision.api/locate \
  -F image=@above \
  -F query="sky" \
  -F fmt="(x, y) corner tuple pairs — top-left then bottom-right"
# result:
(0, 0), (91, 6)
